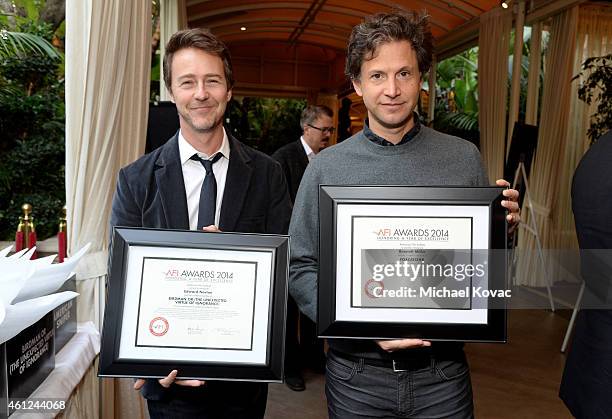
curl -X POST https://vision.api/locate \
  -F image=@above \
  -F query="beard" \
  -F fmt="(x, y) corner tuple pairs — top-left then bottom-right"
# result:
(179, 102), (225, 134)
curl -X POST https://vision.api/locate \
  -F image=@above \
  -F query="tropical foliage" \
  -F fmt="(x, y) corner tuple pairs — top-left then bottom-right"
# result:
(573, 53), (612, 143)
(0, 28), (59, 59)
(226, 97), (306, 155)
(0, 0), (65, 240)
(432, 27), (548, 147)
(432, 47), (480, 145)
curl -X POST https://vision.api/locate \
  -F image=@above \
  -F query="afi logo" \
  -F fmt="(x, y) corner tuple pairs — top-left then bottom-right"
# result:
(374, 229), (391, 237)
(165, 269), (179, 276)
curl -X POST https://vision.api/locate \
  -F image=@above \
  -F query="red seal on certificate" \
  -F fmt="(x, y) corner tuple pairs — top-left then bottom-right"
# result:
(365, 279), (383, 298)
(149, 317), (169, 336)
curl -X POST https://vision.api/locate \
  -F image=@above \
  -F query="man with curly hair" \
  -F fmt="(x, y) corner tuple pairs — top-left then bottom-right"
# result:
(289, 10), (520, 418)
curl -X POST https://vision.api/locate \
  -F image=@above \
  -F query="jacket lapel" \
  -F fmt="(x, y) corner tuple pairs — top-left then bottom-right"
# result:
(219, 135), (252, 231)
(296, 139), (309, 171)
(154, 134), (190, 229)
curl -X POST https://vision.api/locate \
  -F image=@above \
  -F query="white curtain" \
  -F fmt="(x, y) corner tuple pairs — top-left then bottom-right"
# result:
(159, 0), (188, 101)
(552, 5), (612, 249)
(65, 1), (151, 418)
(478, 7), (512, 182)
(58, 360), (100, 419)
(65, 0), (151, 316)
(515, 6), (579, 286)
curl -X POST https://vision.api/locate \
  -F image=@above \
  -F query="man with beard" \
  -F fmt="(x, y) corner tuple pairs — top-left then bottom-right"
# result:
(110, 28), (291, 418)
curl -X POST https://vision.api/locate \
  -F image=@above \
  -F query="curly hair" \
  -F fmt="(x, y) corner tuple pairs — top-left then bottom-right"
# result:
(345, 10), (434, 80)
(163, 28), (234, 93)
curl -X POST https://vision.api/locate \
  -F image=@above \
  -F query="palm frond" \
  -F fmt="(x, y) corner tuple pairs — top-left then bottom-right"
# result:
(0, 82), (22, 100)
(441, 111), (479, 131)
(0, 30), (60, 59)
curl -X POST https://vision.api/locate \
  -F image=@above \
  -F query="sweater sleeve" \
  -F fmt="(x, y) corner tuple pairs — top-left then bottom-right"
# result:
(470, 143), (490, 186)
(288, 159), (321, 321)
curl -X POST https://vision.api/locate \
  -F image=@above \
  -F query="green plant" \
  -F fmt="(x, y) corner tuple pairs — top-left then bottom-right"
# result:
(573, 53), (612, 143)
(226, 97), (306, 155)
(433, 47), (480, 144)
(0, 19), (64, 240)
(0, 28), (60, 59)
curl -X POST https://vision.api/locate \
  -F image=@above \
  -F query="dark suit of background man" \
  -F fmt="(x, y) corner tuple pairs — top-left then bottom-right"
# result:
(337, 97), (353, 143)
(110, 28), (292, 419)
(271, 104), (334, 391)
(560, 129), (612, 419)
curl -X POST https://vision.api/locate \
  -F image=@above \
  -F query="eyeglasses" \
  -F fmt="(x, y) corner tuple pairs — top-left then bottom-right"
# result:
(307, 124), (335, 134)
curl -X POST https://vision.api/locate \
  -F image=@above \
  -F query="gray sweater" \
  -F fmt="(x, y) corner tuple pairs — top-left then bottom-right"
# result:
(288, 126), (489, 359)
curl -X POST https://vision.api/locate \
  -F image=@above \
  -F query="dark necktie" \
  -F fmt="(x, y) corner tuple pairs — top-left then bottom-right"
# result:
(190, 153), (223, 230)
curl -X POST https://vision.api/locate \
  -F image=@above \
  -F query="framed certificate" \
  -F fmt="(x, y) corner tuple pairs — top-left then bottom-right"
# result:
(318, 186), (507, 342)
(99, 227), (288, 382)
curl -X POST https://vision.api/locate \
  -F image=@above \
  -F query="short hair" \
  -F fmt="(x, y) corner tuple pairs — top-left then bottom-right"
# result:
(163, 28), (234, 92)
(345, 10), (434, 80)
(300, 105), (334, 129)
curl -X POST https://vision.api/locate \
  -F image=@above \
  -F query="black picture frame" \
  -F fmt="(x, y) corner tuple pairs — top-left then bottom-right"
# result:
(99, 227), (289, 382)
(318, 185), (507, 343)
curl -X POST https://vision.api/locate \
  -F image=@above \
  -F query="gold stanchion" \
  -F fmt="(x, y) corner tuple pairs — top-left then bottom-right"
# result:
(22, 203), (33, 249)
(21, 203), (37, 259)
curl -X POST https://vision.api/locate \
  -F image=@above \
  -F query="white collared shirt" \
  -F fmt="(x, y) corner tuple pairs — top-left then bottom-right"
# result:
(178, 129), (230, 230)
(300, 136), (316, 161)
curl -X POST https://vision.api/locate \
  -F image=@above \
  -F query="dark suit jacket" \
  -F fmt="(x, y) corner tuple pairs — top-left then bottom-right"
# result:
(271, 139), (309, 203)
(560, 130), (612, 418)
(109, 132), (292, 402)
(111, 132), (291, 234)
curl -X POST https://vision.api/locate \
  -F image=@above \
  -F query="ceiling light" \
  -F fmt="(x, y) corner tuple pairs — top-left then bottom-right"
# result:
(240, 26), (247, 31)
(501, 0), (510, 8)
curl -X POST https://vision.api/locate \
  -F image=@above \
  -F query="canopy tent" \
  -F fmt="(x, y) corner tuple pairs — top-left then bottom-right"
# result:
(182, 0), (500, 98)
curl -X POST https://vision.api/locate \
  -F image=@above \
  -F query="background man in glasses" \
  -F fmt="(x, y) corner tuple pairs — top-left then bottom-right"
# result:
(272, 105), (334, 201)
(271, 104), (334, 392)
